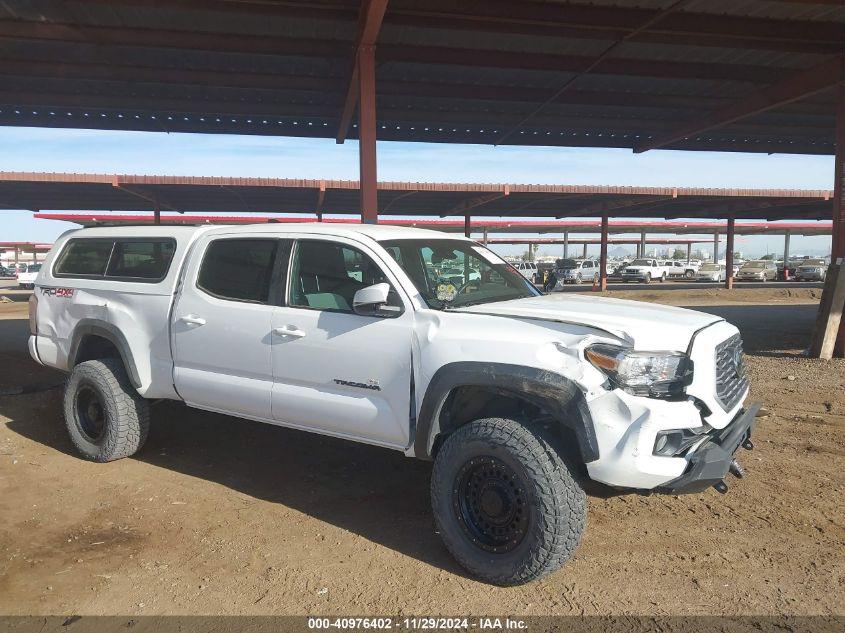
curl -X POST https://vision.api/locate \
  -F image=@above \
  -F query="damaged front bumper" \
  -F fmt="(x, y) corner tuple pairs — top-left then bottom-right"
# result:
(656, 402), (760, 494)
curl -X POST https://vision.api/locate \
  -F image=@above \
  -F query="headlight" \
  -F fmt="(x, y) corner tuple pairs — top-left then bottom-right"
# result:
(584, 344), (692, 398)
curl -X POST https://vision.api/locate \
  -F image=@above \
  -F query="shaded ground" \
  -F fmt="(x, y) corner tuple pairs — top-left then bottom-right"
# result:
(0, 286), (842, 616)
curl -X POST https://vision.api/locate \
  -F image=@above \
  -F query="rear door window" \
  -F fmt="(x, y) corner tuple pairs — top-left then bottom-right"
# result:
(197, 238), (279, 304)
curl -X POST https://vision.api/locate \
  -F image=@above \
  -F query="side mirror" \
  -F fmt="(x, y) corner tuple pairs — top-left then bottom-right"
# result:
(352, 283), (401, 317)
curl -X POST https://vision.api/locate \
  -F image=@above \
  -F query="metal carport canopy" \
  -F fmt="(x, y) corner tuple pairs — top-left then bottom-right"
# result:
(0, 172), (834, 221)
(32, 213), (834, 238)
(0, 0), (842, 155)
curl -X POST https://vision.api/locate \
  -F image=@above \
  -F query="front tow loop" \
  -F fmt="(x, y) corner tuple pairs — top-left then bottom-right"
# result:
(713, 434), (754, 493)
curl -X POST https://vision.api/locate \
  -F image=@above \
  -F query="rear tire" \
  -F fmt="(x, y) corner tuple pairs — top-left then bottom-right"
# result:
(431, 418), (586, 586)
(63, 359), (150, 462)
(644, 273), (651, 284)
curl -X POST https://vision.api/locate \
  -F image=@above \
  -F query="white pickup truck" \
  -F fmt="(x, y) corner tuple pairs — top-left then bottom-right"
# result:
(621, 258), (670, 283)
(28, 224), (757, 586)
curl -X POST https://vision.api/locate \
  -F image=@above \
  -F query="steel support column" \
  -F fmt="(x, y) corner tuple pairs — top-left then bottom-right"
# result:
(783, 231), (791, 274)
(599, 215), (609, 291)
(725, 218), (735, 290)
(482, 227), (488, 246)
(713, 232), (719, 262)
(640, 230), (647, 258)
(832, 87), (845, 355)
(582, 243), (588, 259)
(563, 231), (569, 259)
(686, 242), (692, 264)
(464, 215), (471, 238)
(358, 45), (378, 224)
(153, 196), (161, 225)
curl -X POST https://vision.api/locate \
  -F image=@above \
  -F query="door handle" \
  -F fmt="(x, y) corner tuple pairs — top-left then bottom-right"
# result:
(178, 314), (206, 327)
(272, 325), (306, 339)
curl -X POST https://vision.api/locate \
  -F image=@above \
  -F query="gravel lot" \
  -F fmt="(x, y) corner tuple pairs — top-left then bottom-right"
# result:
(0, 284), (842, 616)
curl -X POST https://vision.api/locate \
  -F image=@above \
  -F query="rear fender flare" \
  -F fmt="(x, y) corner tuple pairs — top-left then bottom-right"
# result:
(67, 320), (142, 389)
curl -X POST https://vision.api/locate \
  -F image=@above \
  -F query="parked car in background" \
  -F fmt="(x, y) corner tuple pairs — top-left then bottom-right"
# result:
(17, 263), (42, 289)
(554, 258), (600, 285)
(736, 260), (777, 282)
(794, 259), (828, 282)
(621, 258), (669, 283)
(607, 261), (630, 281)
(515, 261), (538, 283)
(696, 263), (726, 282)
(0, 264), (13, 278)
(662, 260), (699, 279)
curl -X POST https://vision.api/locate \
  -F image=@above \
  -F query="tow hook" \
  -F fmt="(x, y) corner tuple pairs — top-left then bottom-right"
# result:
(729, 458), (746, 479)
(742, 438), (754, 450)
(713, 481), (728, 494)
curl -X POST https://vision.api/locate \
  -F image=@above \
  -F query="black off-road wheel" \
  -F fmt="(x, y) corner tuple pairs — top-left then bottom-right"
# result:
(63, 359), (150, 462)
(431, 418), (586, 586)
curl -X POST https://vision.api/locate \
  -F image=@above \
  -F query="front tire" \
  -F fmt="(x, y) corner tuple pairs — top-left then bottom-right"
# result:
(63, 359), (150, 462)
(431, 418), (586, 586)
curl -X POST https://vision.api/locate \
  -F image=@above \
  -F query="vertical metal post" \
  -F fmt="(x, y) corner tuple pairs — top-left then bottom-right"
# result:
(599, 215), (609, 291)
(14, 246), (19, 265)
(832, 87), (845, 355)
(464, 215), (471, 238)
(713, 232), (719, 263)
(783, 231), (791, 275)
(582, 243), (588, 259)
(563, 231), (569, 259)
(725, 218), (735, 290)
(153, 195), (161, 225)
(482, 227), (488, 246)
(686, 242), (692, 264)
(640, 230), (646, 259)
(357, 45), (378, 224)
(636, 242), (641, 258)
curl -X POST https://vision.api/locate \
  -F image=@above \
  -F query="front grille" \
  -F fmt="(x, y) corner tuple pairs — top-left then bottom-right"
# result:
(714, 334), (749, 411)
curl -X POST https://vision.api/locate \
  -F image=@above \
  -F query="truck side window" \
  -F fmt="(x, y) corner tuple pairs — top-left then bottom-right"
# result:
(106, 240), (176, 281)
(289, 240), (397, 313)
(197, 239), (278, 304)
(54, 239), (114, 277)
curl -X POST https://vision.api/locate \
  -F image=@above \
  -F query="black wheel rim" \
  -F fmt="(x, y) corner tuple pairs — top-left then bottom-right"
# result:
(76, 385), (106, 442)
(453, 456), (529, 554)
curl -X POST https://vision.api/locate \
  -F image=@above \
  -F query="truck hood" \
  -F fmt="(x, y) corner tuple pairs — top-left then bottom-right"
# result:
(454, 294), (722, 350)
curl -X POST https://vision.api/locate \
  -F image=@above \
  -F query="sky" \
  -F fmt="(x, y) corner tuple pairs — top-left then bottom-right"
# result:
(0, 126), (835, 259)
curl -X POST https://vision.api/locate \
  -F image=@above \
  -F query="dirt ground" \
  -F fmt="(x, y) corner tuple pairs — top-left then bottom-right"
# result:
(0, 286), (842, 616)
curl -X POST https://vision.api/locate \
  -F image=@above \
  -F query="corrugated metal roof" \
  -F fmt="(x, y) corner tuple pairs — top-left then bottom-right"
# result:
(0, 171), (834, 221)
(0, 0), (840, 153)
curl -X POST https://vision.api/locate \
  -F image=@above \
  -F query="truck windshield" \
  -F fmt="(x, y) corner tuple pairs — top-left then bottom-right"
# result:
(379, 239), (540, 309)
(630, 259), (652, 266)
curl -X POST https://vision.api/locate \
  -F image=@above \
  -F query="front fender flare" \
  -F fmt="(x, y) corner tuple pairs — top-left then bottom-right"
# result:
(414, 362), (599, 463)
